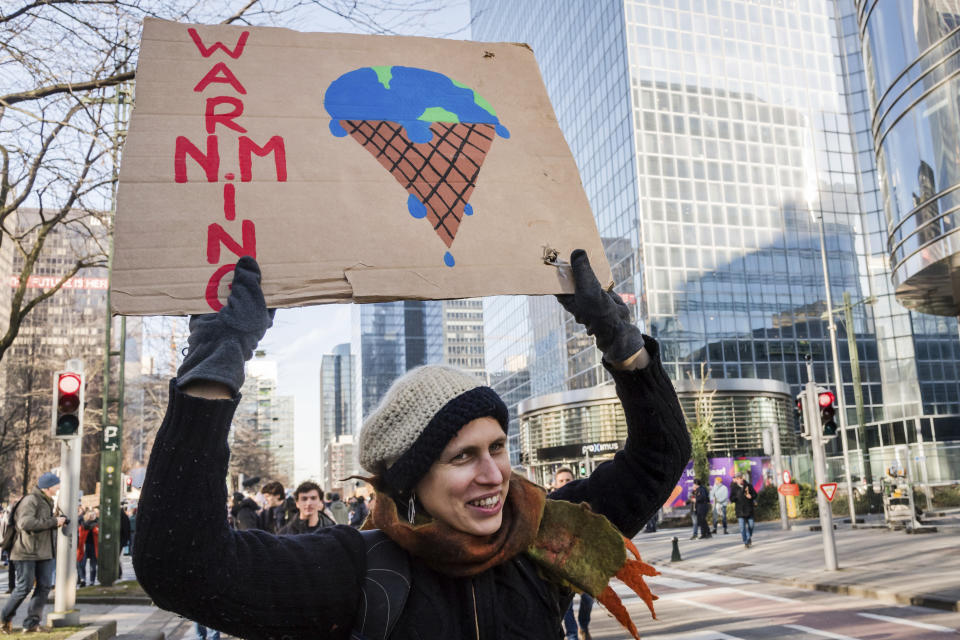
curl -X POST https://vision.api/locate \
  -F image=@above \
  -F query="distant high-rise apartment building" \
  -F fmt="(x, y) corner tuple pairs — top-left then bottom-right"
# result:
(236, 357), (295, 484)
(472, 0), (960, 474)
(442, 299), (486, 380)
(320, 343), (355, 487)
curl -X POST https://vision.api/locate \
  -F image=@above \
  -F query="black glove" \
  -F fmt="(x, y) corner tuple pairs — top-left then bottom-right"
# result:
(555, 249), (644, 364)
(176, 256), (274, 394)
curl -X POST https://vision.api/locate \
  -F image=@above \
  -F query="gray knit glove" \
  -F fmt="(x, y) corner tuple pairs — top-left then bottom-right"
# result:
(176, 256), (274, 394)
(555, 249), (644, 363)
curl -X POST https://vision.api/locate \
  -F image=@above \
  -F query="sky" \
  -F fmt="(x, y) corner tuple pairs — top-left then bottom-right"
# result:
(260, 1), (473, 482)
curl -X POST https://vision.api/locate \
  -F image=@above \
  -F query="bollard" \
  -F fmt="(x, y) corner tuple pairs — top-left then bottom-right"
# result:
(671, 536), (682, 562)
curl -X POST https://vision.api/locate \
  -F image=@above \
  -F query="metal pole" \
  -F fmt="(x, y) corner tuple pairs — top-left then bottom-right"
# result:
(98, 85), (128, 586)
(901, 445), (922, 529)
(816, 217), (857, 525)
(770, 425), (789, 530)
(842, 292), (871, 486)
(51, 360), (83, 627)
(805, 358), (838, 571)
(913, 417), (933, 510)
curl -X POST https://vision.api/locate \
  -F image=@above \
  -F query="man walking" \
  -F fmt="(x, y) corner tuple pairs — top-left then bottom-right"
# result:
(730, 472), (756, 548)
(710, 476), (729, 534)
(1, 472), (67, 634)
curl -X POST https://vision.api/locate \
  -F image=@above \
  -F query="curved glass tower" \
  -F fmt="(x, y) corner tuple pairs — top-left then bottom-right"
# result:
(858, 0), (960, 314)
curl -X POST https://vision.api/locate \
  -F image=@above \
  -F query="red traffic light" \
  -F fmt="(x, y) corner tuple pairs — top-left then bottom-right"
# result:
(58, 373), (81, 395)
(818, 391), (835, 408)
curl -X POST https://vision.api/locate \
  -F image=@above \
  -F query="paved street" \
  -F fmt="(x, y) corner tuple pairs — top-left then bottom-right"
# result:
(2, 517), (958, 638)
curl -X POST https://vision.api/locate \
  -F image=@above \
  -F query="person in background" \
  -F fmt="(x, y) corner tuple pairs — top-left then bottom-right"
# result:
(692, 479), (711, 539)
(230, 492), (259, 531)
(77, 510), (99, 587)
(328, 493), (350, 526)
(347, 495), (368, 529)
(125, 505), (137, 555)
(278, 482), (335, 534)
(710, 476), (729, 535)
(689, 482), (700, 540)
(1, 472), (67, 634)
(730, 472), (756, 548)
(193, 621), (220, 640)
(258, 482), (295, 533)
(552, 467), (593, 640)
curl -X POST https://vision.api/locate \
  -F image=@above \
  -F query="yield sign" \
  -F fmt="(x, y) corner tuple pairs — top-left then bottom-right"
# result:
(820, 483), (838, 502)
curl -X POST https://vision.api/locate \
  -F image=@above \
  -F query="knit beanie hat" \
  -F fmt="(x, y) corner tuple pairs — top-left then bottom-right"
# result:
(359, 365), (508, 493)
(37, 472), (60, 489)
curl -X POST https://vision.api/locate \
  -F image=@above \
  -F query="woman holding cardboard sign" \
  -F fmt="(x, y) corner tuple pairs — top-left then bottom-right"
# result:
(133, 251), (690, 640)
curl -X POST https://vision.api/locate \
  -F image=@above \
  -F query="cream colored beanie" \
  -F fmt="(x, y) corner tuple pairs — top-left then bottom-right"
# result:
(358, 364), (508, 492)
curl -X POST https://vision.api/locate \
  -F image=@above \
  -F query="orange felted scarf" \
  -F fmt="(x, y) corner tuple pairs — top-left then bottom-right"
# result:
(367, 475), (659, 639)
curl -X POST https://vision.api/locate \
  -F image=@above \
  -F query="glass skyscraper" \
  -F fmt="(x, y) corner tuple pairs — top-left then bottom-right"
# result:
(353, 300), (444, 417)
(472, 0), (960, 472)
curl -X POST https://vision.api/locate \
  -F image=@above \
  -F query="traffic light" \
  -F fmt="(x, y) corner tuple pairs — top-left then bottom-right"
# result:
(795, 395), (805, 435)
(125, 475), (133, 493)
(579, 461), (587, 477)
(819, 389), (837, 439)
(52, 370), (84, 438)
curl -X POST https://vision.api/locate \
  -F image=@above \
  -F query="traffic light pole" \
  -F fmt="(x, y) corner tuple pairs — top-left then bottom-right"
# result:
(98, 85), (129, 586)
(816, 216), (857, 526)
(50, 359), (83, 627)
(805, 358), (838, 571)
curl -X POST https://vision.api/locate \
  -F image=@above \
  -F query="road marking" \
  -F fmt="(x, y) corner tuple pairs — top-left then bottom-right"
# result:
(647, 575), (708, 589)
(783, 624), (861, 640)
(857, 612), (957, 632)
(721, 587), (795, 603)
(668, 597), (734, 614)
(659, 567), (756, 585)
(647, 631), (746, 639)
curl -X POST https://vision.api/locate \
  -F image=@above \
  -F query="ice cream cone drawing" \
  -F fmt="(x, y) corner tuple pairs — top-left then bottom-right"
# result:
(324, 66), (510, 267)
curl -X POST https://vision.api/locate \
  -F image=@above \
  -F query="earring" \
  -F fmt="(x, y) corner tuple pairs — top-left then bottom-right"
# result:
(407, 491), (416, 524)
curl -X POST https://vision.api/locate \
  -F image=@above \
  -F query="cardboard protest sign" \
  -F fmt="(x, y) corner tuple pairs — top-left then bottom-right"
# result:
(112, 19), (612, 314)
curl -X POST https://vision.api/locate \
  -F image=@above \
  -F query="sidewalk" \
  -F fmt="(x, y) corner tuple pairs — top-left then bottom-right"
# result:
(633, 509), (960, 612)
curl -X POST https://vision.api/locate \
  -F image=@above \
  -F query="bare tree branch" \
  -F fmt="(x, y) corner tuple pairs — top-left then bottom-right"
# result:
(0, 71), (135, 107)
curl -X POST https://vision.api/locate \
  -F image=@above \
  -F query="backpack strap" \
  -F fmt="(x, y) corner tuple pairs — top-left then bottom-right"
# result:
(350, 529), (411, 640)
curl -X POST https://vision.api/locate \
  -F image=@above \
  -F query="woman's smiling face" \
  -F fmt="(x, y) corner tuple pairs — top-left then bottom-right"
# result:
(414, 417), (511, 536)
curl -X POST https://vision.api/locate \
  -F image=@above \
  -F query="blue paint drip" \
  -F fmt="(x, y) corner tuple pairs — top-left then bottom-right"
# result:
(324, 66), (510, 140)
(407, 194), (427, 219)
(464, 203), (473, 216)
(401, 120), (433, 143)
(329, 120), (347, 137)
(443, 251), (455, 267)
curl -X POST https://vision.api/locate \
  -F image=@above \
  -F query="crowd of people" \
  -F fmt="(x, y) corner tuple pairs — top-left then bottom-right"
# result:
(687, 472), (757, 547)
(226, 480), (371, 535)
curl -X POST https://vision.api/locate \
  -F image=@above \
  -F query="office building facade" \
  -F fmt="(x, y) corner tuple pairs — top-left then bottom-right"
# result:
(442, 299), (486, 380)
(320, 342), (355, 487)
(236, 357), (296, 484)
(472, 0), (960, 476)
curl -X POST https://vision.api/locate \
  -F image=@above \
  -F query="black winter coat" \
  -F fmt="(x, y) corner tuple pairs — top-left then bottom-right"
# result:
(231, 498), (260, 531)
(730, 482), (756, 518)
(133, 337), (690, 640)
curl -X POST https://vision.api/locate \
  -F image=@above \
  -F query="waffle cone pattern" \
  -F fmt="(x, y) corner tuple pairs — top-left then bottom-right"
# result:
(343, 119), (495, 247)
